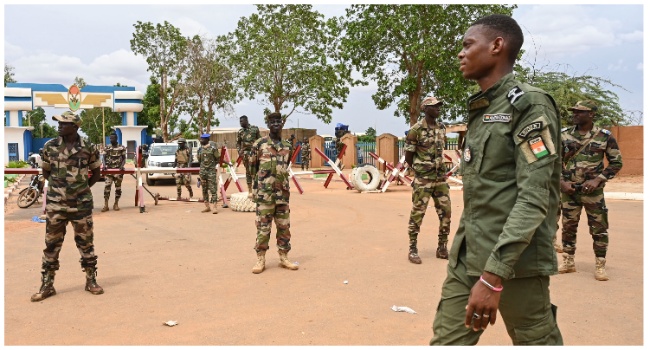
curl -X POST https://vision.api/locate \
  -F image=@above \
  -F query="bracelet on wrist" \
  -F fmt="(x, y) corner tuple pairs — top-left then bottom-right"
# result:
(479, 275), (503, 292)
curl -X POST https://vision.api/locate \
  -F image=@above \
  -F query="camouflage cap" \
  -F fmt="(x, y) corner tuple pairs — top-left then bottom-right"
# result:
(177, 138), (186, 143)
(52, 111), (81, 125)
(568, 100), (598, 112)
(420, 96), (443, 109)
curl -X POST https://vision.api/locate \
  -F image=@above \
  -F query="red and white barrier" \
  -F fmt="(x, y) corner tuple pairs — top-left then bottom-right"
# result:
(313, 145), (353, 190)
(369, 152), (412, 192)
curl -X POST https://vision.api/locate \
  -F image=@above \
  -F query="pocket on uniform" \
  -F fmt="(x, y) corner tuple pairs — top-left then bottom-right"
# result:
(511, 310), (556, 345)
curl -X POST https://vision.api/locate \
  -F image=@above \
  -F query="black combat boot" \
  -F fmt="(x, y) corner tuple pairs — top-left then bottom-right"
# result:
(31, 270), (56, 302)
(408, 240), (421, 264)
(84, 267), (104, 295)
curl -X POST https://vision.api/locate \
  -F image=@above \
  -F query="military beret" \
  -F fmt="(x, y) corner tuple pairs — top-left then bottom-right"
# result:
(200, 133), (210, 138)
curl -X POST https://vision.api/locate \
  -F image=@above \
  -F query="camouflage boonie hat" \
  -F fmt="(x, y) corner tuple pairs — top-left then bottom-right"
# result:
(420, 96), (443, 109)
(52, 111), (81, 125)
(177, 138), (186, 143)
(568, 100), (598, 112)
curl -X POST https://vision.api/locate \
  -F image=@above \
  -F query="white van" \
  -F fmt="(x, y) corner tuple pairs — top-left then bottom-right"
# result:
(145, 143), (178, 186)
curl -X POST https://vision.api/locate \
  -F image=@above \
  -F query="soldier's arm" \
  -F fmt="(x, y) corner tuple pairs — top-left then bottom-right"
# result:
(599, 134), (623, 182)
(88, 145), (102, 187)
(120, 147), (126, 169)
(42, 148), (51, 181)
(404, 129), (418, 167)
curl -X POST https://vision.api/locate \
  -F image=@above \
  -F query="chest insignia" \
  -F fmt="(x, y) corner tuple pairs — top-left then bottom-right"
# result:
(463, 146), (472, 162)
(483, 114), (511, 123)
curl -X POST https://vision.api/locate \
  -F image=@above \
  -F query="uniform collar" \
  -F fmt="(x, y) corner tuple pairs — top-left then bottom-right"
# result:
(468, 73), (516, 110)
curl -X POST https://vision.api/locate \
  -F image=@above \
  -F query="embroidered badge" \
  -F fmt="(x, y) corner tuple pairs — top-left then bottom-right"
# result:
(463, 146), (472, 162)
(507, 86), (525, 104)
(528, 136), (549, 159)
(483, 114), (511, 123)
(517, 122), (542, 138)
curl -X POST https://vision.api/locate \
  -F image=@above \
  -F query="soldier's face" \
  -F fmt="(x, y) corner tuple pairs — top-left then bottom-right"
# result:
(424, 104), (441, 119)
(240, 118), (249, 128)
(200, 138), (209, 145)
(267, 117), (283, 133)
(57, 122), (77, 137)
(572, 110), (593, 126)
(458, 25), (497, 81)
(109, 135), (117, 144)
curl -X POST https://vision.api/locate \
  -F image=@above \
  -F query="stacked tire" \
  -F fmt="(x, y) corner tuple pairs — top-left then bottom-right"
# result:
(350, 165), (381, 192)
(229, 192), (256, 212)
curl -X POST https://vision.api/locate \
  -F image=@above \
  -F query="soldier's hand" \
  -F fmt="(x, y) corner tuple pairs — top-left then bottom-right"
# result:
(581, 178), (602, 194)
(560, 181), (575, 194)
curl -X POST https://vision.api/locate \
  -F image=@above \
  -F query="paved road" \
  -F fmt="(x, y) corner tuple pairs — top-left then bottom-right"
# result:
(3, 173), (643, 345)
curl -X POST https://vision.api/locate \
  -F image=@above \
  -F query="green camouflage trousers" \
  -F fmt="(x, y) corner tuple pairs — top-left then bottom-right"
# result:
(199, 171), (218, 204)
(175, 172), (192, 195)
(42, 210), (98, 271)
(243, 156), (253, 187)
(408, 178), (452, 243)
(254, 201), (291, 253)
(561, 188), (609, 257)
(431, 242), (563, 345)
(103, 174), (123, 200)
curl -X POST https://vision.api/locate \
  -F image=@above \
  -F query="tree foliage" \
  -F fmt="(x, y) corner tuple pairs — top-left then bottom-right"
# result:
(231, 4), (358, 123)
(79, 108), (122, 144)
(340, 4), (515, 127)
(131, 21), (188, 142)
(24, 107), (57, 138)
(5, 63), (16, 86)
(357, 127), (376, 142)
(181, 35), (237, 135)
(517, 63), (630, 127)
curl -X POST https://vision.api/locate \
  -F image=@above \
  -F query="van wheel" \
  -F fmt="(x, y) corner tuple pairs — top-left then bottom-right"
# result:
(146, 174), (155, 186)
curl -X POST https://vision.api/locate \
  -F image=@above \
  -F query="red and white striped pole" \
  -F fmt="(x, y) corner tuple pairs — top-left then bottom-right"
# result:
(287, 144), (304, 194)
(313, 146), (353, 190)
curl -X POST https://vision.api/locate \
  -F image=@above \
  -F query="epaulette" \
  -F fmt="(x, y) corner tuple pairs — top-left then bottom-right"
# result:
(600, 129), (611, 135)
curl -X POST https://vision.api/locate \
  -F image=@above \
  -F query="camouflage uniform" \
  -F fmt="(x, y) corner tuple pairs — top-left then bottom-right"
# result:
(103, 143), (126, 201)
(41, 136), (102, 274)
(405, 118), (452, 249)
(198, 143), (220, 204)
(560, 125), (623, 257)
(236, 124), (261, 189)
(251, 136), (293, 253)
(174, 147), (193, 197)
(301, 141), (311, 170)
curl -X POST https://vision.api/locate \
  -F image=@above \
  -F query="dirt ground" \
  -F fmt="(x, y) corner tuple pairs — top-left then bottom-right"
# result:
(3, 168), (644, 345)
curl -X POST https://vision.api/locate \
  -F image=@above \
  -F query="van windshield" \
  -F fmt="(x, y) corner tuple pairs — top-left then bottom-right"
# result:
(150, 145), (178, 156)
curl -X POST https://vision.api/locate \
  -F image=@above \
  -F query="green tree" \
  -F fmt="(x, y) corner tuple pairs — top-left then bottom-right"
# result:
(79, 108), (122, 144)
(5, 63), (16, 86)
(358, 127), (376, 142)
(181, 35), (236, 134)
(517, 63), (629, 127)
(231, 4), (358, 123)
(24, 107), (57, 138)
(340, 4), (515, 126)
(139, 77), (162, 136)
(131, 20), (189, 142)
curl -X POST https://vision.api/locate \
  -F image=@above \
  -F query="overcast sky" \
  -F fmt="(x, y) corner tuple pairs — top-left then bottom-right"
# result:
(3, 2), (645, 137)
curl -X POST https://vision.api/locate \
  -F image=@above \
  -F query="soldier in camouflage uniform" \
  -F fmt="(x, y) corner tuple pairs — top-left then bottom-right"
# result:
(236, 115), (261, 194)
(404, 96), (451, 264)
(101, 132), (126, 212)
(31, 111), (104, 302)
(250, 112), (299, 274)
(198, 133), (220, 214)
(301, 137), (311, 171)
(558, 100), (623, 281)
(174, 138), (194, 200)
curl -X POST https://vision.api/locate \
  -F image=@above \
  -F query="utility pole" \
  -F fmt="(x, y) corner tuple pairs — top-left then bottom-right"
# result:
(102, 107), (105, 146)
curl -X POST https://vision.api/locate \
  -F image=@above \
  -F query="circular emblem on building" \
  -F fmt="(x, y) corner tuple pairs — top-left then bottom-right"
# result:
(68, 84), (81, 111)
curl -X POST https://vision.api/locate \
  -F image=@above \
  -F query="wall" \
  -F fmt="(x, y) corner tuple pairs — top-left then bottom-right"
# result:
(608, 126), (643, 176)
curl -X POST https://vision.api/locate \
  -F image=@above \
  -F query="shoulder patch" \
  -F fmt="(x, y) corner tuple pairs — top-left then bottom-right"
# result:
(507, 86), (525, 104)
(600, 129), (611, 135)
(517, 122), (543, 138)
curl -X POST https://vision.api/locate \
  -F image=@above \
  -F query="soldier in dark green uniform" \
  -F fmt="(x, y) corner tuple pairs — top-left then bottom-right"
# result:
(198, 133), (220, 214)
(404, 96), (451, 264)
(102, 132), (126, 211)
(174, 138), (194, 200)
(558, 100), (623, 281)
(430, 14), (563, 345)
(301, 137), (311, 171)
(250, 112), (298, 274)
(236, 115), (261, 194)
(31, 111), (104, 302)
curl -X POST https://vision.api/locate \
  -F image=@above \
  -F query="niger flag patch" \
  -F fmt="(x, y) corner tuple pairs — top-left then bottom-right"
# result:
(528, 136), (549, 159)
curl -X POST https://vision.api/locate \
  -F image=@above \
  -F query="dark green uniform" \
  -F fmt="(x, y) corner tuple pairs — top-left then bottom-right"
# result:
(198, 144), (220, 204)
(431, 73), (563, 345)
(237, 125), (261, 188)
(560, 125), (623, 257)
